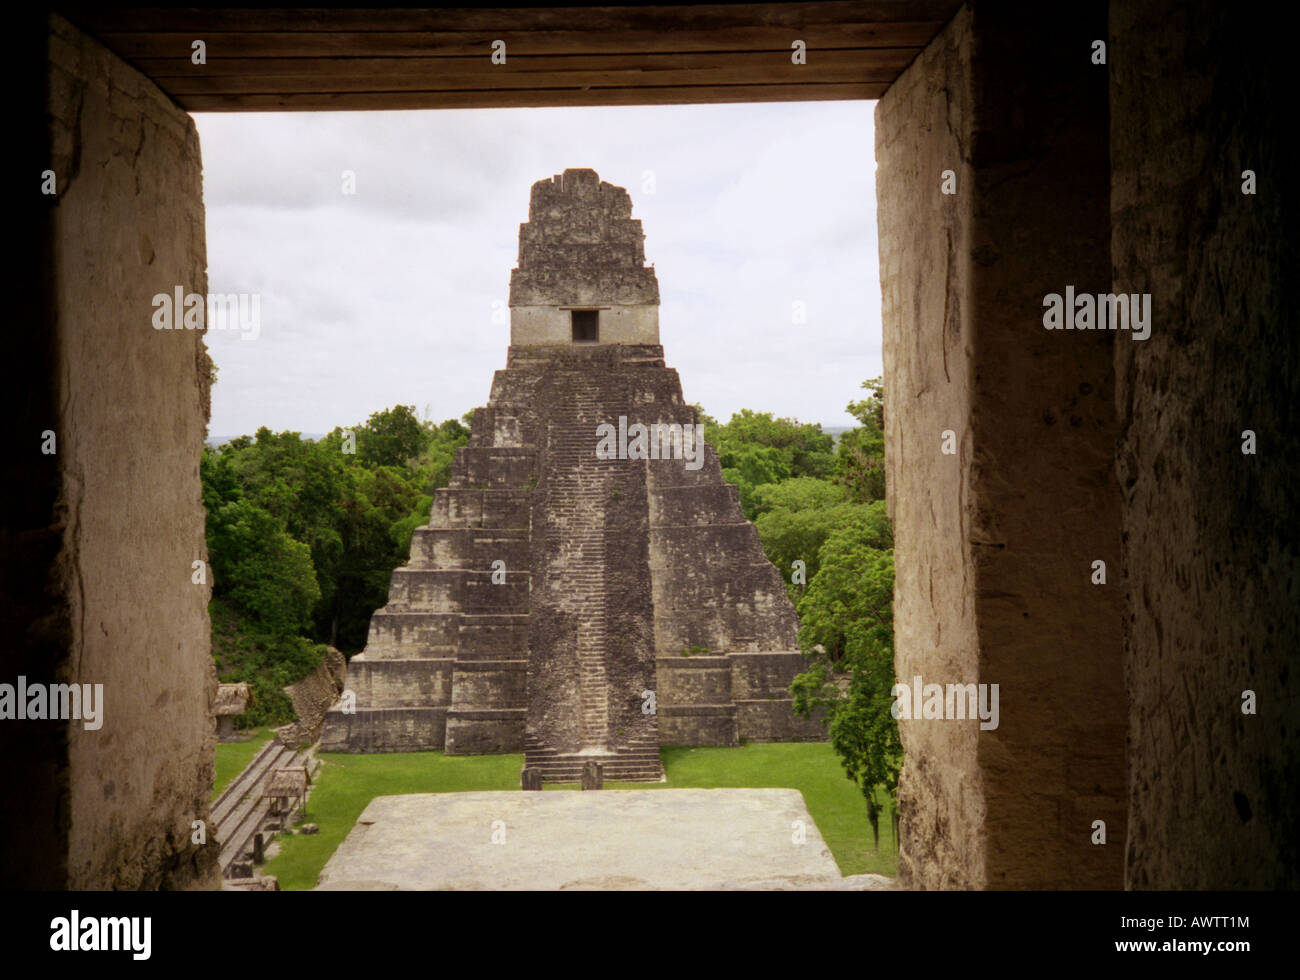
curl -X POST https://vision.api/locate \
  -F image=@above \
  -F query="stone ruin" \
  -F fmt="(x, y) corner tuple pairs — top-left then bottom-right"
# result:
(321, 168), (822, 780)
(214, 682), (252, 740)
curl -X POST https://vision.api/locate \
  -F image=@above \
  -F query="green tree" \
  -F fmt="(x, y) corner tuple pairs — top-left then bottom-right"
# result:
(707, 409), (837, 517)
(688, 403), (717, 429)
(359, 404), (427, 468)
(756, 499), (888, 603)
(208, 499), (321, 635)
(837, 376), (886, 503)
(750, 475), (845, 518)
(712, 409), (835, 475)
(201, 407), (474, 727)
(416, 416), (472, 494)
(721, 445), (791, 517)
(791, 505), (900, 849)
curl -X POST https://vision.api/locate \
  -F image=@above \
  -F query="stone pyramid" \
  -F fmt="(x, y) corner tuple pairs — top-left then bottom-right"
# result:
(321, 168), (823, 780)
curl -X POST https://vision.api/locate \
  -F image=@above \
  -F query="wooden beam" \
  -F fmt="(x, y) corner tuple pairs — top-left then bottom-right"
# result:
(176, 82), (886, 112)
(154, 50), (916, 96)
(58, 3), (961, 110)
(86, 25), (941, 59)
(135, 48), (918, 79)
(62, 4), (961, 34)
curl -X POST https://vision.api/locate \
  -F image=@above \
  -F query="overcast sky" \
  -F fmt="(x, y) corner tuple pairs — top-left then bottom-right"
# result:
(194, 101), (880, 440)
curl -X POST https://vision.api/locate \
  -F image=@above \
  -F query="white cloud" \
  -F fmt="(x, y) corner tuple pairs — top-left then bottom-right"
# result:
(195, 102), (881, 438)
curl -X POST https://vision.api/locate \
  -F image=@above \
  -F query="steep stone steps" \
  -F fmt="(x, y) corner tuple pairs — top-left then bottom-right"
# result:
(524, 731), (664, 782)
(527, 759), (665, 782)
(211, 738), (284, 829)
(532, 367), (615, 751)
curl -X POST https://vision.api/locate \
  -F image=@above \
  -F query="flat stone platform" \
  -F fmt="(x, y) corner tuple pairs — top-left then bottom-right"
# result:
(315, 788), (894, 890)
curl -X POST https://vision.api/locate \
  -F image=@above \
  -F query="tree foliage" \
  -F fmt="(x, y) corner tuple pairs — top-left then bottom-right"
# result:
(790, 523), (899, 846)
(357, 404), (426, 469)
(702, 380), (901, 846)
(705, 409), (837, 519)
(836, 377), (886, 503)
(201, 407), (469, 725)
(208, 498), (320, 635)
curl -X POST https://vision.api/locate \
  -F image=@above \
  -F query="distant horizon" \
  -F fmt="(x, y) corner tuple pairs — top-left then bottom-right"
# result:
(205, 420), (857, 448)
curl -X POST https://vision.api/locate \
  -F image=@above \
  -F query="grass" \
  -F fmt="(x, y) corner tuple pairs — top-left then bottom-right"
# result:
(212, 726), (276, 800)
(261, 742), (896, 890)
(262, 752), (521, 890)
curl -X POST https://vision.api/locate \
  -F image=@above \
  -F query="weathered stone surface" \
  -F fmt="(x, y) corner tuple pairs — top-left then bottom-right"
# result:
(509, 170), (660, 346)
(1110, 0), (1298, 889)
(320, 706), (450, 753)
(15, 13), (220, 890)
(276, 647), (345, 748)
(658, 704), (738, 747)
(877, 3), (1124, 889)
(509, 169), (659, 306)
(654, 653), (824, 745)
(316, 790), (856, 890)
(876, 8), (980, 890)
(222, 875), (281, 891)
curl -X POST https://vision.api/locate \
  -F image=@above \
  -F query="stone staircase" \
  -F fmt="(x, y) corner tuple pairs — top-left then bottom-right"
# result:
(524, 733), (665, 782)
(213, 738), (316, 885)
(524, 358), (664, 781)
(544, 368), (611, 749)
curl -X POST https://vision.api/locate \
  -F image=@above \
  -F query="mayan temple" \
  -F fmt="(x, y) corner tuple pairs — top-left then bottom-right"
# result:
(321, 168), (822, 780)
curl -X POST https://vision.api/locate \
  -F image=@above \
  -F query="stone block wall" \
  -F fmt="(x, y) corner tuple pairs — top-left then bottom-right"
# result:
(875, 5), (983, 890)
(657, 652), (824, 745)
(320, 431), (535, 754)
(276, 648), (347, 747)
(731, 652), (826, 742)
(322, 339), (816, 772)
(1110, 0), (1298, 889)
(657, 656), (737, 746)
(347, 658), (454, 708)
(321, 707), (450, 753)
(509, 168), (659, 346)
(877, 1), (1125, 888)
(510, 305), (660, 346)
(9, 13), (219, 889)
(522, 345), (660, 758)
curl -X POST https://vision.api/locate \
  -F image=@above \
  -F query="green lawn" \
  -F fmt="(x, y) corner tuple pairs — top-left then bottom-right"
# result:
(262, 742), (896, 890)
(212, 727), (276, 801)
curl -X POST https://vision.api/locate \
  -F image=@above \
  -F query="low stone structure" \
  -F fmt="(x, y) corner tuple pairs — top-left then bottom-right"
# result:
(316, 790), (882, 890)
(263, 767), (308, 817)
(214, 683), (252, 741)
(275, 647), (346, 748)
(321, 170), (823, 778)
